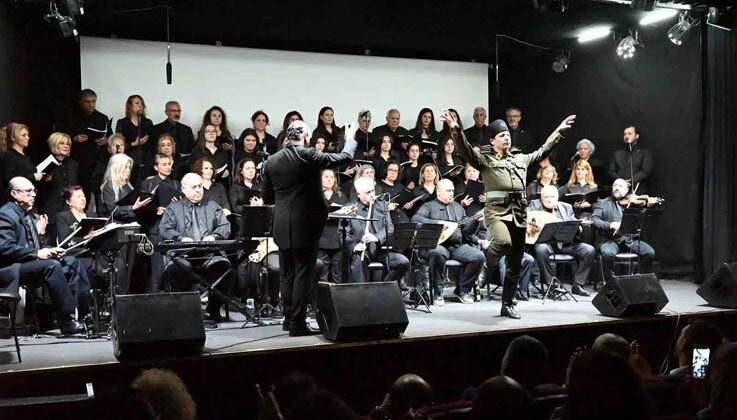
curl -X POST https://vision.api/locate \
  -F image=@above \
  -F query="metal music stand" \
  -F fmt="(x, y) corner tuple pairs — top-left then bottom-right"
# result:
(619, 206), (663, 272)
(327, 210), (378, 283)
(239, 205), (279, 320)
(533, 220), (582, 304)
(392, 222), (443, 313)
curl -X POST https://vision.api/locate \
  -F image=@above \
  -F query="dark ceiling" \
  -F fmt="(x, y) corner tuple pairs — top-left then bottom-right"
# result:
(4, 0), (730, 63)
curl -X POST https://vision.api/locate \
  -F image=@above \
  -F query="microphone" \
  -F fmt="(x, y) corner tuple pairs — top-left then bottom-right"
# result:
(105, 205), (118, 226)
(628, 141), (633, 152)
(115, 144), (121, 153)
(166, 62), (172, 85)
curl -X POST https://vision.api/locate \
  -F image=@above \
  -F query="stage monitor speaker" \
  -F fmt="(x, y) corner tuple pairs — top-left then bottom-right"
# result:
(592, 273), (668, 317)
(698, 263), (737, 308)
(315, 282), (409, 342)
(112, 292), (205, 360)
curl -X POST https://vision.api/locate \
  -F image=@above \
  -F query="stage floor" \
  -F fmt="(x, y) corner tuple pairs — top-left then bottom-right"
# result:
(0, 279), (727, 373)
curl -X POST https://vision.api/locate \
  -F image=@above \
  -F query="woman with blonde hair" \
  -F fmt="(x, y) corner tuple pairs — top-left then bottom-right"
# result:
(526, 164), (558, 199)
(559, 159), (598, 220)
(38, 132), (79, 235)
(100, 153), (151, 220)
(1, 123), (45, 188)
(404, 162), (439, 218)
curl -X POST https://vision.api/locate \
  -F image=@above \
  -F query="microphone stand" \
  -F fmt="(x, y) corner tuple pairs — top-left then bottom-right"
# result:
(628, 142), (635, 191)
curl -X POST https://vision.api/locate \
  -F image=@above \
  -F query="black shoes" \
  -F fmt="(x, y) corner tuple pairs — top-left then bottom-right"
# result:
(515, 291), (529, 301)
(59, 319), (85, 335)
(282, 320), (291, 331)
(289, 323), (321, 337)
(571, 284), (591, 297)
(500, 304), (521, 319)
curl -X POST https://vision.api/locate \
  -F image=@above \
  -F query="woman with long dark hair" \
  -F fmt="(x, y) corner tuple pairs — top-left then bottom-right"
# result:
(276, 110), (303, 150)
(233, 128), (266, 167)
(190, 123), (231, 184)
(313, 106), (343, 152)
(437, 136), (465, 183)
(192, 156), (231, 215)
(200, 106), (234, 152)
(409, 108), (438, 144)
(317, 168), (348, 283)
(249, 110), (278, 155)
(229, 158), (263, 214)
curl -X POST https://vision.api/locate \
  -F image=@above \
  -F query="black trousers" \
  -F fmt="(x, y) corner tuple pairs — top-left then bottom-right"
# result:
(278, 245), (318, 328)
(238, 253), (280, 306)
(163, 253), (233, 312)
(19, 257), (91, 318)
(350, 250), (410, 284)
(485, 219), (526, 306)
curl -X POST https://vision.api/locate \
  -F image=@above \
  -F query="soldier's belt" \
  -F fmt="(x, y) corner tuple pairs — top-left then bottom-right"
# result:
(486, 191), (527, 201)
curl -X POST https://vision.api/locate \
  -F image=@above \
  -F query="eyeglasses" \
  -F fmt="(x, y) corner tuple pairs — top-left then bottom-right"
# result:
(13, 188), (36, 195)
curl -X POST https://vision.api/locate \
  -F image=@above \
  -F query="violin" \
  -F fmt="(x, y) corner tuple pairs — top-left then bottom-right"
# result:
(619, 194), (665, 208)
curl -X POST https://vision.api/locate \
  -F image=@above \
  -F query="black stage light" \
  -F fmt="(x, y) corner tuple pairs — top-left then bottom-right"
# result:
(59, 0), (84, 17)
(707, 6), (735, 32)
(668, 12), (698, 46)
(552, 51), (570, 73)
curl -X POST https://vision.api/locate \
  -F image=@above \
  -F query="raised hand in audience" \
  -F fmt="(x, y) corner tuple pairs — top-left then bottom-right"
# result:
(440, 110), (459, 129)
(256, 384), (284, 420)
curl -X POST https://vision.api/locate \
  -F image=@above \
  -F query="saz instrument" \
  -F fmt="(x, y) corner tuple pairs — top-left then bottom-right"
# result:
(436, 210), (484, 245)
(248, 237), (279, 263)
(525, 210), (592, 245)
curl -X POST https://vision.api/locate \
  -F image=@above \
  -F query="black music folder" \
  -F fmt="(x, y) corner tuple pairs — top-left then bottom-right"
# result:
(561, 190), (600, 204)
(455, 180), (484, 205)
(156, 182), (181, 207)
(79, 217), (107, 232)
(116, 188), (155, 206)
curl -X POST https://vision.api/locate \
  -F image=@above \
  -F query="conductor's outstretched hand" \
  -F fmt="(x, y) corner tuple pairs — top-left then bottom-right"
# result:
(344, 121), (359, 141)
(556, 115), (577, 133)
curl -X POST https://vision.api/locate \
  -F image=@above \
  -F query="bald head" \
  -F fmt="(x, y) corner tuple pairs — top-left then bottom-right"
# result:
(436, 179), (455, 204)
(540, 185), (559, 210)
(474, 375), (531, 419)
(8, 176), (35, 210)
(181, 173), (204, 203)
(388, 374), (432, 416)
(612, 178), (629, 199)
(592, 333), (630, 359)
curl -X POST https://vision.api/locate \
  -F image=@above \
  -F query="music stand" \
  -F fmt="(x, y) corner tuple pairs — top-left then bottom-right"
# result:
(619, 207), (663, 273)
(239, 205), (279, 320)
(327, 210), (377, 283)
(532, 220), (581, 304)
(392, 222), (443, 312)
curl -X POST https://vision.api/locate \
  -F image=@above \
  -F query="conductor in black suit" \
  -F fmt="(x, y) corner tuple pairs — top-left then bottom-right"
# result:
(262, 120), (358, 336)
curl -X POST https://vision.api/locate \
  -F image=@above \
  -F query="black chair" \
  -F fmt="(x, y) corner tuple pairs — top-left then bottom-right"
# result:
(0, 263), (22, 363)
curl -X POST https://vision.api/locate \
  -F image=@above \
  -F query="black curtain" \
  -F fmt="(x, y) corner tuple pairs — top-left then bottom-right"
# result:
(0, 4), (22, 124)
(701, 26), (737, 279)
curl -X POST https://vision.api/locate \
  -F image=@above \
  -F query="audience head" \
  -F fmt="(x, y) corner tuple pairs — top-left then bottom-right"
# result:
(79, 89), (97, 115)
(623, 124), (639, 144)
(64, 185), (86, 212)
(47, 132), (72, 158)
(612, 178), (630, 199)
(576, 138), (595, 159)
(420, 163), (439, 185)
(358, 110), (372, 131)
(505, 106), (522, 130)
(539, 185), (560, 210)
(8, 177), (36, 210)
(473, 106), (487, 128)
(436, 179), (455, 204)
(241, 128), (259, 153)
(164, 101), (181, 123)
(383, 160), (400, 182)
(286, 120), (311, 145)
(234, 158), (257, 185)
(273, 370), (318, 416)
(415, 108), (436, 131)
(125, 94), (146, 118)
(537, 165), (558, 184)
(281, 110), (303, 132)
(592, 333), (631, 359)
(464, 163), (480, 182)
(107, 133), (126, 155)
(130, 368), (196, 420)
(569, 159), (596, 187)
(289, 389), (357, 420)
(157, 134), (176, 157)
(473, 375), (531, 420)
(489, 119), (511, 151)
(181, 173), (204, 204)
(251, 110), (269, 132)
(153, 154), (173, 178)
(566, 349), (649, 420)
(192, 157), (216, 182)
(707, 343), (737, 420)
(386, 109), (401, 130)
(387, 374), (433, 418)
(501, 335), (550, 391)
(354, 177), (375, 205)
(321, 168), (339, 193)
(675, 319), (726, 367)
(0, 123), (30, 154)
(318, 106), (336, 131)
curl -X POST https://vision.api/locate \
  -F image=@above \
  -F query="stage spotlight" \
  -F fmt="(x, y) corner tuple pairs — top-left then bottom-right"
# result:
(552, 51), (570, 73)
(44, 4), (79, 39)
(668, 12), (698, 46)
(58, 0), (84, 18)
(616, 32), (640, 59)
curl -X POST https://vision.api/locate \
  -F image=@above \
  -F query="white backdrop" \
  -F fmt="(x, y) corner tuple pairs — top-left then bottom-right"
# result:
(80, 37), (489, 137)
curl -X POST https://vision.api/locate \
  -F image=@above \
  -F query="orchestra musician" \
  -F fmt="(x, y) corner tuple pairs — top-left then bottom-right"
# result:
(261, 120), (358, 337)
(591, 178), (656, 281)
(411, 179), (485, 306)
(528, 185), (596, 296)
(0, 177), (88, 335)
(445, 110), (576, 319)
(159, 173), (233, 322)
(346, 177), (410, 287)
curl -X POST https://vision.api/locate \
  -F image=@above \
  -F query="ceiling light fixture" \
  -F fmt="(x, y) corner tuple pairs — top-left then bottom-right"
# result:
(616, 30), (642, 59)
(668, 12), (698, 45)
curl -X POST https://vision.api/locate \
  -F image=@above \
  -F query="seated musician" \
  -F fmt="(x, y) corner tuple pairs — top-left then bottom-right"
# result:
(411, 179), (485, 305)
(528, 185), (596, 297)
(346, 178), (409, 288)
(159, 172), (233, 322)
(592, 178), (656, 281)
(139, 154), (181, 293)
(0, 176), (88, 335)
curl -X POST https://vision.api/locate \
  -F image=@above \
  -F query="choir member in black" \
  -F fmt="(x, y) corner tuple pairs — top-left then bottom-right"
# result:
(608, 124), (654, 194)
(399, 143), (422, 190)
(156, 133), (188, 181)
(317, 169), (348, 283)
(569, 139), (606, 186)
(229, 158), (262, 214)
(376, 160), (406, 224)
(234, 128), (268, 169)
(411, 179), (485, 305)
(559, 159), (598, 219)
(437, 136), (465, 184)
(190, 124), (231, 184)
(148, 101), (195, 158)
(276, 111), (303, 150)
(592, 178), (656, 281)
(68, 89), (111, 199)
(56, 186), (94, 248)
(0, 177), (87, 334)
(1, 123), (44, 189)
(249, 110), (278, 155)
(311, 136), (327, 152)
(192, 156), (231, 215)
(373, 109), (410, 160)
(115, 94), (154, 184)
(506, 106), (536, 153)
(313, 106), (343, 153)
(455, 164), (486, 216)
(526, 165), (559, 200)
(436, 108), (464, 159)
(355, 110), (374, 159)
(346, 177), (410, 286)
(408, 108), (439, 145)
(463, 106), (493, 148)
(100, 153), (152, 220)
(372, 134), (400, 180)
(37, 132), (79, 240)
(139, 154), (181, 292)
(200, 106), (234, 153)
(528, 185), (596, 296)
(159, 173), (233, 322)
(403, 162), (438, 218)
(91, 134), (126, 210)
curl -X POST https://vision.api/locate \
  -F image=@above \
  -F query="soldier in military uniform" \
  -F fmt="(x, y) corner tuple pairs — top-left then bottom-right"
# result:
(442, 110), (576, 319)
